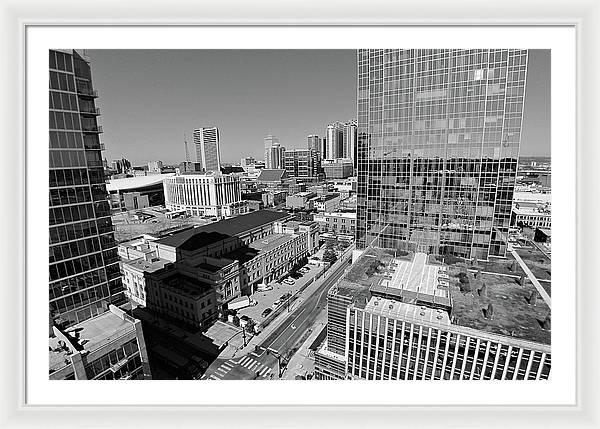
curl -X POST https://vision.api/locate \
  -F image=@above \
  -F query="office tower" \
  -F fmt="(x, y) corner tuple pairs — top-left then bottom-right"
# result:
(49, 49), (150, 380)
(342, 121), (357, 165)
(265, 141), (286, 170)
(355, 49), (528, 260)
(326, 122), (345, 160)
(284, 148), (320, 179)
(194, 126), (221, 173)
(307, 135), (322, 159)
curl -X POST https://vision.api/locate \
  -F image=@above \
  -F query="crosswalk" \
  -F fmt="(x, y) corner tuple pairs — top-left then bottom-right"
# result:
(202, 355), (273, 380)
(235, 355), (273, 379)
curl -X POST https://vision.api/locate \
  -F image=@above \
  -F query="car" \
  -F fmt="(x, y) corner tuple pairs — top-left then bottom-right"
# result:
(280, 293), (290, 301)
(261, 308), (273, 317)
(272, 300), (281, 308)
(283, 278), (295, 285)
(298, 267), (309, 274)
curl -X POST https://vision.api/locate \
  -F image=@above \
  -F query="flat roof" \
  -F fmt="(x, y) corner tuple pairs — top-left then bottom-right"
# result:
(364, 297), (451, 326)
(513, 191), (552, 204)
(64, 308), (136, 353)
(123, 257), (170, 273)
(339, 247), (551, 346)
(249, 233), (295, 253)
(369, 252), (451, 309)
(106, 173), (174, 192)
(176, 231), (232, 252)
(162, 272), (213, 297)
(449, 271), (551, 346)
(156, 210), (290, 248)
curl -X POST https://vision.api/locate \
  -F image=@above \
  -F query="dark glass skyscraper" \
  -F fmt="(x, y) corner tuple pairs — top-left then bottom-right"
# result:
(49, 49), (125, 327)
(355, 49), (528, 259)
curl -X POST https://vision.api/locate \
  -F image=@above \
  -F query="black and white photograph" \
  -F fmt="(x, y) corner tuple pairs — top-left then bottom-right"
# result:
(47, 47), (552, 382)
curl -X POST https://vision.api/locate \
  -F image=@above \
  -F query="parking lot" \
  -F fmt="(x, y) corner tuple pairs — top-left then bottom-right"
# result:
(236, 263), (323, 323)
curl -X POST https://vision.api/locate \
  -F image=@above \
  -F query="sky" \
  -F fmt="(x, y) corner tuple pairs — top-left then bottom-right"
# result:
(87, 49), (550, 165)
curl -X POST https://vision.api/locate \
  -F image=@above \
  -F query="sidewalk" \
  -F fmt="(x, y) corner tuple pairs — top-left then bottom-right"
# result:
(281, 309), (327, 380)
(217, 265), (331, 360)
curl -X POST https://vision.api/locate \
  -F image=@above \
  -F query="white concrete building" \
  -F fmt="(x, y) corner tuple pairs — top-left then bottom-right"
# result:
(163, 172), (248, 219)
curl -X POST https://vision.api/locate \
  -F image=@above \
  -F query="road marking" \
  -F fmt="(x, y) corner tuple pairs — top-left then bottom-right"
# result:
(215, 367), (228, 375)
(221, 362), (233, 370)
(208, 374), (220, 380)
(259, 366), (271, 377)
(264, 309), (306, 349)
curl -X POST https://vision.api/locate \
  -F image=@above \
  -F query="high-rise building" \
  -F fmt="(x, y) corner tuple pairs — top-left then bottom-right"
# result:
(307, 135), (322, 159)
(355, 49), (528, 260)
(284, 148), (320, 179)
(194, 126), (221, 173)
(265, 140), (286, 170)
(49, 49), (150, 380)
(326, 122), (345, 160)
(342, 121), (357, 165)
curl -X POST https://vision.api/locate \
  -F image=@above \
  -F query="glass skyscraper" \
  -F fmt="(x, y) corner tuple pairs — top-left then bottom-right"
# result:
(355, 49), (528, 259)
(49, 49), (125, 327)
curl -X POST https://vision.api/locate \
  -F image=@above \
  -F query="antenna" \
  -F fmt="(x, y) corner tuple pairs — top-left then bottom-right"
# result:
(184, 133), (190, 163)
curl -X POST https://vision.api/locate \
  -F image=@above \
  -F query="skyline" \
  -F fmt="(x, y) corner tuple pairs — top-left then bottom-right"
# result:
(88, 49), (550, 166)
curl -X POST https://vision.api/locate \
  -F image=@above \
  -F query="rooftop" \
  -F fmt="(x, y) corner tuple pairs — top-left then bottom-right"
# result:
(513, 191), (552, 204)
(162, 272), (213, 298)
(123, 257), (171, 273)
(249, 233), (295, 253)
(176, 231), (232, 252)
(60, 306), (137, 354)
(364, 297), (451, 327)
(339, 247), (551, 346)
(257, 169), (287, 182)
(156, 210), (290, 248)
(447, 270), (551, 346)
(106, 173), (174, 192)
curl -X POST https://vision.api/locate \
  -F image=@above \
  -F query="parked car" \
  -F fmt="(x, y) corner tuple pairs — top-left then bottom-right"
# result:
(272, 300), (281, 308)
(283, 278), (295, 285)
(261, 308), (273, 317)
(280, 293), (291, 301)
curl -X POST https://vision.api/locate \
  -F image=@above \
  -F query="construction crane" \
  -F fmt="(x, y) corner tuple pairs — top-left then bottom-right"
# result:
(184, 133), (190, 164)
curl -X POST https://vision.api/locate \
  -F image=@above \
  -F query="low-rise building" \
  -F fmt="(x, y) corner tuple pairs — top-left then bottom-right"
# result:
(106, 174), (174, 212)
(257, 169), (288, 190)
(313, 211), (357, 236)
(146, 270), (218, 329)
(286, 191), (316, 210)
(122, 257), (173, 306)
(312, 193), (341, 213)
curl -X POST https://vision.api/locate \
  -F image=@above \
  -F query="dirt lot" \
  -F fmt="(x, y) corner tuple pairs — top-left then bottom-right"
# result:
(111, 207), (212, 242)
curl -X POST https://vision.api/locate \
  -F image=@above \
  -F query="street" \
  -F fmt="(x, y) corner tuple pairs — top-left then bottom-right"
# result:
(201, 250), (352, 380)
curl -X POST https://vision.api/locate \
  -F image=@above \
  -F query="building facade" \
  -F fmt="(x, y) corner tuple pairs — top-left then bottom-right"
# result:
(163, 172), (247, 219)
(313, 211), (357, 236)
(284, 148), (320, 179)
(49, 49), (150, 380)
(49, 49), (126, 326)
(355, 49), (528, 260)
(147, 160), (163, 173)
(307, 134), (324, 160)
(326, 122), (345, 160)
(194, 126), (221, 173)
(322, 158), (354, 179)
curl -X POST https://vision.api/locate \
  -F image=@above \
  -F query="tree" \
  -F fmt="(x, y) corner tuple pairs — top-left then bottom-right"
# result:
(322, 249), (338, 264)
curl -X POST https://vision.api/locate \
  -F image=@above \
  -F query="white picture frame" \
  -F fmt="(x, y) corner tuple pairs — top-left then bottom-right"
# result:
(2, 0), (599, 427)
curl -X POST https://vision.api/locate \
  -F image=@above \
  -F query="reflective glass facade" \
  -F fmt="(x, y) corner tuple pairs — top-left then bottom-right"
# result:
(49, 49), (125, 327)
(356, 49), (528, 259)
